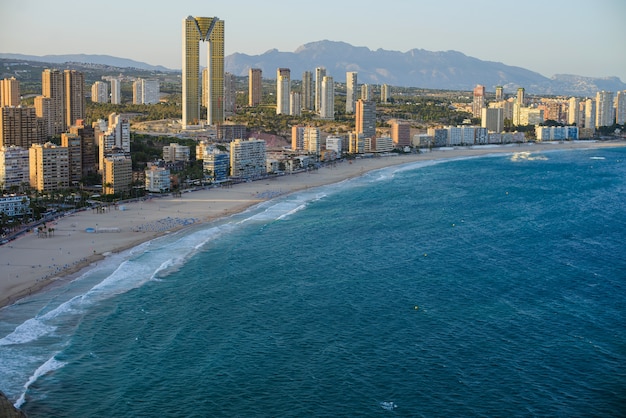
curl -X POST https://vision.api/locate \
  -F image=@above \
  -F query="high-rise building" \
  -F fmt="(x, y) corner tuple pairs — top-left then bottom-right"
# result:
(98, 113), (130, 170)
(481, 107), (504, 133)
(91, 81), (108, 103)
(41, 69), (65, 135)
(291, 126), (305, 150)
(0, 107), (44, 148)
(61, 132), (82, 185)
(320, 76), (334, 120)
(595, 91), (615, 127)
(495, 86), (504, 102)
(202, 150), (229, 182)
(381, 84), (390, 104)
(110, 78), (121, 105)
(391, 122), (410, 147)
(303, 127), (321, 156)
(69, 120), (97, 176)
(0, 145), (30, 190)
(517, 88), (525, 107)
(315, 67), (326, 113)
(1, 77), (20, 107)
(229, 138), (266, 179)
(616, 91), (626, 125)
(568, 97), (580, 126)
(584, 98), (595, 129)
(302, 71), (313, 111)
(29, 142), (69, 192)
(361, 84), (371, 102)
(290, 92), (301, 116)
(248, 68), (262, 106)
(276, 68), (291, 115)
(472, 84), (486, 118)
(346, 72), (357, 113)
(224, 72), (236, 116)
(182, 16), (224, 127)
(64, 70), (84, 129)
(132, 79), (160, 104)
(102, 152), (132, 195)
(356, 99), (376, 140)
(163, 143), (190, 162)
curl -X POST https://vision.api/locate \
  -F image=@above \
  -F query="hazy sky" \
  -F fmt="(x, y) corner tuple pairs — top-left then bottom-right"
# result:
(2, 0), (625, 82)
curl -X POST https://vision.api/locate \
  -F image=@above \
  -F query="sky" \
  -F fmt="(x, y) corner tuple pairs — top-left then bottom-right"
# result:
(1, 0), (625, 82)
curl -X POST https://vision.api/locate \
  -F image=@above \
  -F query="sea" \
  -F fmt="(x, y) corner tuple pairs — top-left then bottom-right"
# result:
(1, 145), (625, 417)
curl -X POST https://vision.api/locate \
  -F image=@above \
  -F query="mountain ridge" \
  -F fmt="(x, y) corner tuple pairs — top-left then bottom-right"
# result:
(2, 41), (625, 96)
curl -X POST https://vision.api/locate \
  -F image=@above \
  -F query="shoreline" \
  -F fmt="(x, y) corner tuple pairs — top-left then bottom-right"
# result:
(1, 140), (624, 309)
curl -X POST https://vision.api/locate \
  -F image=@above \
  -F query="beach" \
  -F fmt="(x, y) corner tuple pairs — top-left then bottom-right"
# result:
(1, 140), (624, 308)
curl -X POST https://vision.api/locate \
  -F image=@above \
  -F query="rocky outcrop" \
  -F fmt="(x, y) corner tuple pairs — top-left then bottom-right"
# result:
(0, 392), (27, 418)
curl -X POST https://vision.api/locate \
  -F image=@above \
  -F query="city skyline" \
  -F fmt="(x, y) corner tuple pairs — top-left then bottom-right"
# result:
(1, 0), (625, 82)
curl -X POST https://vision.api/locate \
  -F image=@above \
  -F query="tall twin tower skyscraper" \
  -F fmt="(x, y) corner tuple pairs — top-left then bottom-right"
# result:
(182, 16), (224, 128)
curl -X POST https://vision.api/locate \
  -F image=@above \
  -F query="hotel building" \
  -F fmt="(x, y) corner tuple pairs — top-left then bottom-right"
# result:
(0, 107), (44, 148)
(595, 91), (614, 127)
(302, 71), (313, 111)
(182, 16), (225, 127)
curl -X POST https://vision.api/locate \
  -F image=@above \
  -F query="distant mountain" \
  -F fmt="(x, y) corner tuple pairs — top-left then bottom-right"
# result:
(225, 40), (626, 96)
(0, 53), (174, 73)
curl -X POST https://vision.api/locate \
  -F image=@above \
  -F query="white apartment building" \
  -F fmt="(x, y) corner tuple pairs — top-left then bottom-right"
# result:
(91, 81), (109, 103)
(230, 138), (266, 179)
(326, 136), (342, 155)
(145, 165), (171, 193)
(0, 145), (30, 189)
(595, 91), (614, 127)
(320, 76), (334, 120)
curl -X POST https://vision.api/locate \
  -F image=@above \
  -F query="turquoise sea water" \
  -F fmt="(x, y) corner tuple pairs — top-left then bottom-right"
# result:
(1, 146), (625, 417)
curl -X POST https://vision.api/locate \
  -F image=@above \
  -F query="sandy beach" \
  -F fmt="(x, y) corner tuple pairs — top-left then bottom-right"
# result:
(1, 140), (624, 308)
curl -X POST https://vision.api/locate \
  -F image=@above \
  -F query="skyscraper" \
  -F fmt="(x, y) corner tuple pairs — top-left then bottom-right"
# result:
(495, 86), (504, 102)
(182, 16), (225, 128)
(248, 68), (262, 106)
(1, 77), (20, 107)
(315, 67), (326, 114)
(356, 99), (376, 140)
(276, 68), (290, 115)
(381, 84), (390, 103)
(320, 76), (334, 120)
(567, 97), (580, 126)
(110, 78), (121, 105)
(346, 72), (357, 113)
(472, 84), (485, 118)
(64, 70), (85, 128)
(616, 91), (626, 125)
(41, 69), (65, 135)
(595, 90), (614, 127)
(302, 71), (313, 111)
(92, 81), (108, 103)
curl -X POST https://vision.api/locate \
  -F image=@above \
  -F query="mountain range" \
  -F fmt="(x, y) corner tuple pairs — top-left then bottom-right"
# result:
(225, 41), (625, 96)
(3, 41), (625, 96)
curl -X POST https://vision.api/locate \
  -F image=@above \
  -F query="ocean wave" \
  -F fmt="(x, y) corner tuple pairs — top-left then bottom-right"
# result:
(14, 354), (66, 409)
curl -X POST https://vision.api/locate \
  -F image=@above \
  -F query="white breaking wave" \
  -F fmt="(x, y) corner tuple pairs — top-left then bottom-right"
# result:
(14, 354), (66, 409)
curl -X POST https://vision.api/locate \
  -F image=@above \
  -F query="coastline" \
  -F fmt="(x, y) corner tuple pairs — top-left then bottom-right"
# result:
(1, 140), (624, 309)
